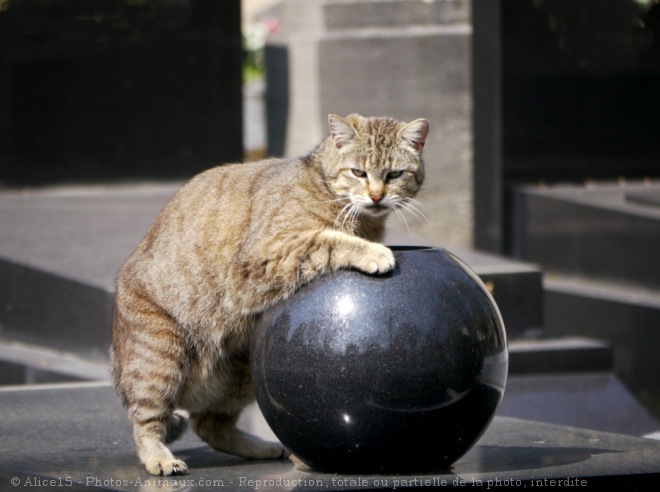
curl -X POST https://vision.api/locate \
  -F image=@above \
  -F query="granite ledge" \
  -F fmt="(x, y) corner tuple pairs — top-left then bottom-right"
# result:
(1, 383), (659, 491)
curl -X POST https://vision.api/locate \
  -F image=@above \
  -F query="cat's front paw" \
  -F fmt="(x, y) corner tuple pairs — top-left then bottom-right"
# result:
(352, 243), (396, 274)
(144, 458), (189, 476)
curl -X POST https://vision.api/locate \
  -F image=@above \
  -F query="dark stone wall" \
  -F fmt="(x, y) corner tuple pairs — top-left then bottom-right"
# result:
(473, 0), (660, 252)
(501, 0), (660, 182)
(0, 0), (243, 185)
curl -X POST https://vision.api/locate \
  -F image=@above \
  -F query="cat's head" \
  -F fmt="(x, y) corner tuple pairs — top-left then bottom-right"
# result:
(324, 113), (429, 221)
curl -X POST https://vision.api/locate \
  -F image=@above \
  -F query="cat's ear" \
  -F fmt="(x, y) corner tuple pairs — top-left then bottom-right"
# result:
(399, 118), (429, 152)
(328, 114), (358, 149)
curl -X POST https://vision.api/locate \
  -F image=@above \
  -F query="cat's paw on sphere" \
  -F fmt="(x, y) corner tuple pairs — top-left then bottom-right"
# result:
(354, 244), (396, 274)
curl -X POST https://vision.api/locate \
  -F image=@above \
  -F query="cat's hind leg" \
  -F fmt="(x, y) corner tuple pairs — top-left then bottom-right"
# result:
(133, 418), (188, 476)
(126, 370), (189, 475)
(127, 387), (190, 475)
(191, 411), (290, 460)
(113, 305), (190, 475)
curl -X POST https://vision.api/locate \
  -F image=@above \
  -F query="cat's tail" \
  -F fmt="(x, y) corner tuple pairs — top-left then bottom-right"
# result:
(164, 410), (190, 444)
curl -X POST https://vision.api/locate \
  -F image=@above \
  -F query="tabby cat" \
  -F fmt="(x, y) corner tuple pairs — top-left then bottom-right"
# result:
(110, 113), (429, 475)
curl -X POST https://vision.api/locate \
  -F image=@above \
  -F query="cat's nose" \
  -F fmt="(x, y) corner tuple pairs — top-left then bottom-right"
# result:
(370, 195), (383, 203)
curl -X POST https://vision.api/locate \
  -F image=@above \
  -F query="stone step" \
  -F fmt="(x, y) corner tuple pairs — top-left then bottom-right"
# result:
(0, 183), (180, 358)
(543, 274), (660, 418)
(509, 181), (660, 418)
(510, 181), (660, 291)
(0, 341), (109, 386)
(502, 337), (659, 436)
(508, 337), (613, 375)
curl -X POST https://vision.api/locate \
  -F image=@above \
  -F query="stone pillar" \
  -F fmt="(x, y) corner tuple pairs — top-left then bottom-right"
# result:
(267, 0), (473, 247)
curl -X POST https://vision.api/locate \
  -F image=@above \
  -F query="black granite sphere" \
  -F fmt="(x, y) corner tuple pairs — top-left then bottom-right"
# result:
(251, 246), (508, 474)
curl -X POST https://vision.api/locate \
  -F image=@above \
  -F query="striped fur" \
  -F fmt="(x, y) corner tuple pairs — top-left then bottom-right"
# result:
(110, 113), (429, 475)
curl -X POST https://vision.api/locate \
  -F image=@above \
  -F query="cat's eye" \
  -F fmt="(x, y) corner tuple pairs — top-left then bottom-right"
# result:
(351, 169), (367, 178)
(387, 171), (404, 180)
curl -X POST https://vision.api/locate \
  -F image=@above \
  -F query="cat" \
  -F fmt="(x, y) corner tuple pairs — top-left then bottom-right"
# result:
(110, 113), (429, 476)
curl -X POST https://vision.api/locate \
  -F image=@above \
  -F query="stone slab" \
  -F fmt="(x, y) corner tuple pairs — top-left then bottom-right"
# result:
(544, 276), (660, 418)
(508, 337), (612, 374)
(0, 184), (180, 290)
(501, 372), (659, 437)
(0, 341), (110, 386)
(626, 189), (660, 209)
(1, 384), (659, 490)
(510, 181), (660, 291)
(0, 184), (179, 357)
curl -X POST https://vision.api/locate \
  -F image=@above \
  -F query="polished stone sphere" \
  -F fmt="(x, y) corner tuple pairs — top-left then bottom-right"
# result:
(251, 246), (508, 473)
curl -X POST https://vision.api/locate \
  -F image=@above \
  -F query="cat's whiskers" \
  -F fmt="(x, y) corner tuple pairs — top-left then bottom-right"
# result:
(391, 203), (412, 236)
(401, 197), (429, 220)
(342, 202), (362, 232)
(390, 195), (428, 224)
(336, 203), (351, 230)
(401, 196), (431, 220)
(334, 201), (358, 232)
(398, 202), (426, 223)
(319, 196), (349, 205)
